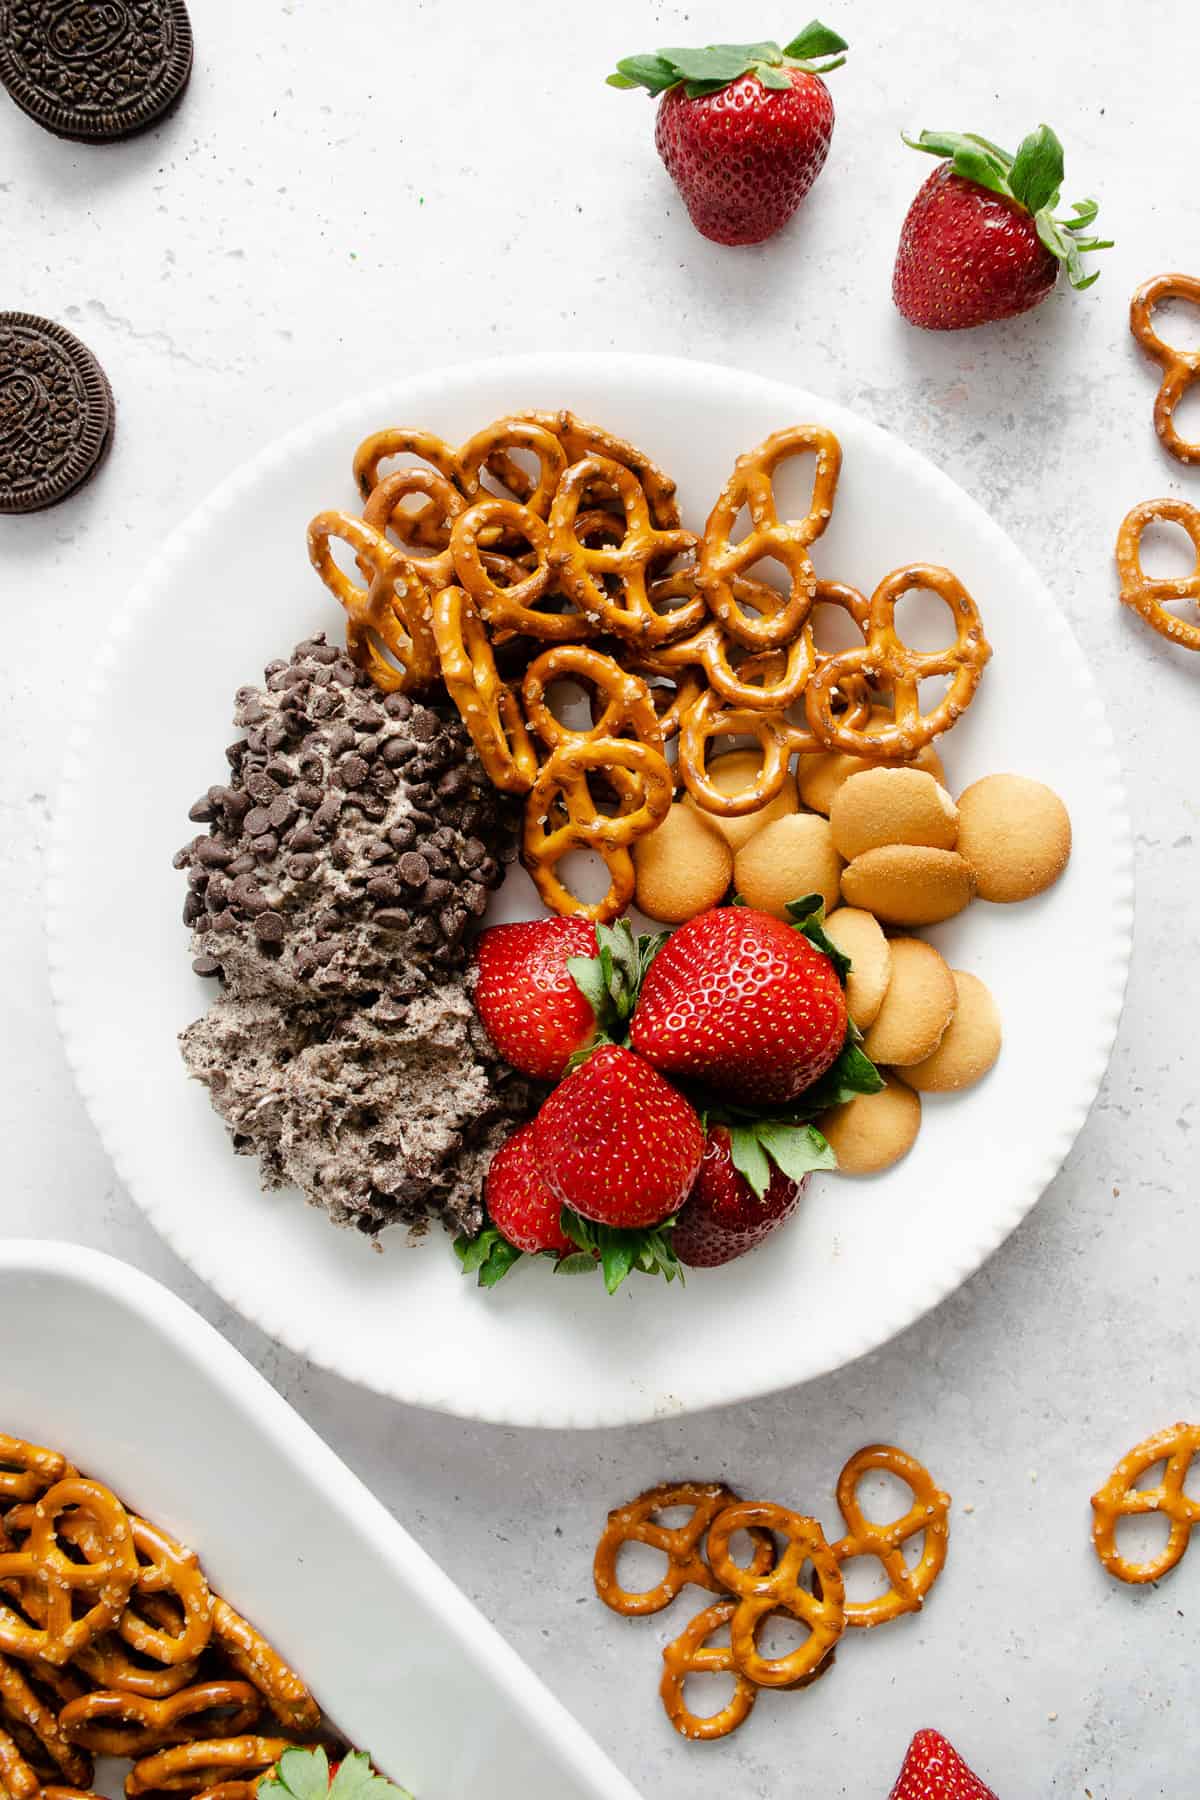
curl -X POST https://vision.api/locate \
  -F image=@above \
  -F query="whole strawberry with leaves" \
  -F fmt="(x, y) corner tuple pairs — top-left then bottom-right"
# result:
(672, 1121), (834, 1267)
(608, 24), (848, 246)
(888, 1729), (997, 1800)
(893, 124), (1112, 330)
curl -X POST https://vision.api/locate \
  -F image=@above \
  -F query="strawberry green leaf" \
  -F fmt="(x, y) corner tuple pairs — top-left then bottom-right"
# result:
(658, 44), (767, 83)
(567, 919), (644, 1043)
(596, 920), (641, 1017)
(637, 929), (670, 984)
(560, 1208), (684, 1293)
(554, 1251), (599, 1276)
(794, 1028), (885, 1115)
(729, 1125), (773, 1199)
(453, 1227), (524, 1288)
(962, 131), (1014, 166)
(566, 953), (610, 1018)
(902, 130), (1015, 198)
(782, 20), (849, 59)
(606, 54), (679, 94)
(784, 894), (852, 985)
(755, 1121), (837, 1181)
(1007, 124), (1065, 217)
(328, 1756), (413, 1800)
(755, 65), (795, 90)
(262, 1748), (330, 1800)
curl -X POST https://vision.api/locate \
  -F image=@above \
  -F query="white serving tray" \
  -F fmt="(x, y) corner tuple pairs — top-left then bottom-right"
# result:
(0, 1240), (643, 1800)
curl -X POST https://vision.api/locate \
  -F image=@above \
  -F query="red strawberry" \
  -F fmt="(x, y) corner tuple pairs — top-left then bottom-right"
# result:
(531, 1044), (703, 1228)
(608, 26), (848, 247)
(672, 1126), (812, 1267)
(630, 906), (846, 1104)
(485, 1121), (572, 1256)
(473, 918), (598, 1081)
(888, 1729), (997, 1800)
(893, 125), (1111, 330)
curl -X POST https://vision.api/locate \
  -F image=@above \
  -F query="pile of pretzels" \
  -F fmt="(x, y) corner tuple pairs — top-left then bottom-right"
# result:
(0, 1434), (328, 1800)
(593, 1444), (951, 1742)
(306, 412), (992, 923)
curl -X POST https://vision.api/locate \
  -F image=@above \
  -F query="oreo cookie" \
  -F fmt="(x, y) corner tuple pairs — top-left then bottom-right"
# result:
(0, 313), (113, 514)
(0, 0), (193, 142)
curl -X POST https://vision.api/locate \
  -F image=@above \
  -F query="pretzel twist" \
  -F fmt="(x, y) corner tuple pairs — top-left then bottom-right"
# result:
(548, 456), (697, 644)
(125, 1736), (304, 1797)
(805, 563), (991, 759)
(60, 1681), (261, 1759)
(0, 1438), (68, 1506)
(521, 647), (663, 754)
(831, 1445), (951, 1628)
(1116, 498), (1200, 653)
(521, 738), (672, 922)
(352, 427), (469, 519)
(1130, 273), (1200, 464)
(306, 512), (440, 694)
(457, 420), (568, 519)
(593, 1483), (770, 1618)
(515, 410), (683, 529)
(706, 1503), (845, 1688)
(0, 1479), (138, 1666)
(210, 1602), (319, 1736)
(677, 697), (795, 818)
(698, 426), (841, 649)
(1091, 1422), (1200, 1584)
(450, 497), (594, 642)
(0, 1652), (92, 1787)
(659, 1600), (756, 1742)
(432, 587), (538, 793)
(361, 467), (467, 588)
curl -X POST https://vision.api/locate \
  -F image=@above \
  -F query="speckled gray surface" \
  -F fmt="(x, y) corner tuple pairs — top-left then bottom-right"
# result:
(2, 1), (1198, 1793)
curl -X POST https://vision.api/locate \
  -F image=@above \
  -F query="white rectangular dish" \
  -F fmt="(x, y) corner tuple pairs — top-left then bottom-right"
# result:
(0, 1240), (643, 1800)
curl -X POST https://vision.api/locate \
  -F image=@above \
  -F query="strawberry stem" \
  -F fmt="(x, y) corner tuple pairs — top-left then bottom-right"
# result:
(902, 123), (1112, 290)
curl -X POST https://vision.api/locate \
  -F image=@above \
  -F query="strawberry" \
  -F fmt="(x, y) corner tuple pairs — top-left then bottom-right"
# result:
(485, 1122), (573, 1257)
(888, 1729), (998, 1800)
(672, 1123), (833, 1267)
(893, 125), (1111, 330)
(608, 26), (848, 247)
(630, 905), (848, 1104)
(531, 1044), (704, 1229)
(473, 917), (598, 1080)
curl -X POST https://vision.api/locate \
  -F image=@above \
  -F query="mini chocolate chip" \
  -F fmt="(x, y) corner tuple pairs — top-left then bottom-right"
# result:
(191, 954), (222, 977)
(423, 878), (453, 907)
(252, 833), (279, 859)
(462, 882), (489, 916)
(367, 874), (400, 902)
(296, 782), (323, 811)
(381, 737), (416, 768)
(244, 730), (266, 755)
(188, 796), (215, 823)
(298, 755), (324, 781)
(477, 857), (500, 886)
(264, 759), (294, 785)
(409, 706), (438, 742)
(328, 724), (356, 755)
(330, 661), (357, 686)
(254, 912), (285, 943)
(243, 806), (272, 836)
(338, 754), (369, 789)
(183, 893), (204, 925)
(225, 739), (247, 767)
(293, 948), (318, 977)
(226, 852), (257, 876)
(357, 734), (380, 759)
(412, 916), (439, 946)
(289, 824), (319, 853)
(186, 866), (209, 891)
(264, 659), (288, 677)
(315, 940), (338, 965)
(267, 796), (296, 830)
(195, 838), (233, 868)
(245, 771), (282, 805)
(330, 837), (353, 868)
(398, 852), (430, 888)
(307, 664), (332, 687)
(371, 766), (397, 795)
(460, 837), (486, 869)
(312, 795), (341, 832)
(287, 854), (318, 881)
(310, 690), (338, 719)
(430, 826), (456, 851)
(387, 822), (416, 851)
(438, 766), (468, 799)
(364, 839), (392, 863)
(385, 693), (412, 719)
(405, 781), (434, 807)
(373, 908), (410, 932)
(205, 874), (231, 908)
(441, 905), (468, 942)
(223, 788), (251, 819)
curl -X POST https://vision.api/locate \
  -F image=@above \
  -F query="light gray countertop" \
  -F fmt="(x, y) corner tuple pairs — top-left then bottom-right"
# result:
(2, 1), (1197, 1793)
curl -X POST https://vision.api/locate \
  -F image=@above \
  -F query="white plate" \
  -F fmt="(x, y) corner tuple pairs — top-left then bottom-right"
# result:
(0, 1239), (643, 1800)
(47, 353), (1133, 1428)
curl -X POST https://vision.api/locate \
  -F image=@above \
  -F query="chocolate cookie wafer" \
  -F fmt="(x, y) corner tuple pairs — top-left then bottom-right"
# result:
(0, 312), (113, 514)
(0, 0), (193, 142)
